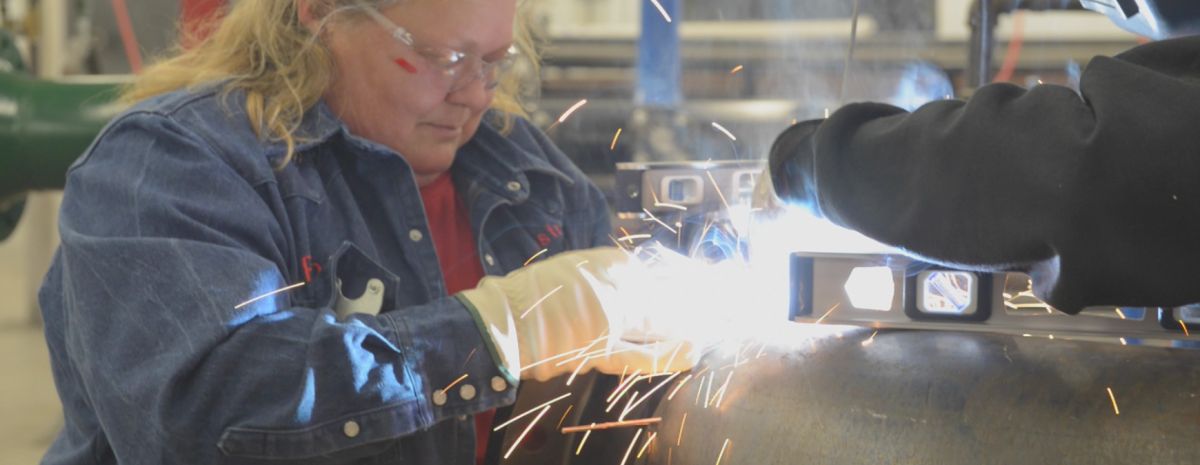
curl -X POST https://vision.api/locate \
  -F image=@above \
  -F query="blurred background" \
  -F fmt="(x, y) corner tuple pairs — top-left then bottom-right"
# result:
(0, 0), (1136, 462)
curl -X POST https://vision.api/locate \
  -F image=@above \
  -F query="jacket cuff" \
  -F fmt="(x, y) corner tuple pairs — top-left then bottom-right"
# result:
(380, 299), (518, 422)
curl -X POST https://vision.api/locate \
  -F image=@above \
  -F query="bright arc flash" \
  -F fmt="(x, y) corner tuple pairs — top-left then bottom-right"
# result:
(650, 0), (672, 22)
(1106, 387), (1120, 415)
(711, 122), (737, 141)
(558, 99), (589, 123)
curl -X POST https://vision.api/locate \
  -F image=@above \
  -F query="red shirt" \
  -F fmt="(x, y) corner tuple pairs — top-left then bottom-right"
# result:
(418, 173), (494, 465)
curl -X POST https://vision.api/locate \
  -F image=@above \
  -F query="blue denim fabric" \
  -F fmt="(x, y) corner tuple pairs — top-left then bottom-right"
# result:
(38, 87), (612, 464)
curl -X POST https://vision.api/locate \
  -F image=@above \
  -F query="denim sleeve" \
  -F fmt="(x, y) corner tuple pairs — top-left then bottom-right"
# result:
(50, 112), (515, 462)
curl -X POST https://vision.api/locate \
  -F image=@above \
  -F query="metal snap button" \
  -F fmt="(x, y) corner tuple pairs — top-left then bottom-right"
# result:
(343, 420), (360, 438)
(490, 376), (508, 392)
(432, 389), (448, 406)
(409, 229), (423, 242)
(506, 181), (522, 192)
(459, 384), (477, 401)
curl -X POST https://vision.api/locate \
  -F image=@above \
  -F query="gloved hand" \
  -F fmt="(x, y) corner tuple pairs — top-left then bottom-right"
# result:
(457, 247), (698, 382)
(764, 119), (824, 217)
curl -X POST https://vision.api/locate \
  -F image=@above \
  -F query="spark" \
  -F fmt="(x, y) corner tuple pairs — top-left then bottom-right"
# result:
(649, 0), (672, 23)
(493, 392), (572, 431)
(712, 370), (734, 408)
(1048, 334), (1055, 340)
(637, 432), (658, 459)
(461, 347), (478, 369)
(561, 417), (662, 434)
(523, 248), (549, 266)
(575, 426), (594, 455)
(704, 371), (715, 408)
(235, 282), (306, 309)
(557, 99), (589, 123)
(667, 374), (694, 400)
(618, 391), (641, 421)
(608, 369), (643, 403)
(1119, 337), (1128, 345)
(441, 373), (469, 393)
(524, 346), (588, 374)
(618, 365), (630, 386)
(695, 373), (707, 405)
(755, 342), (767, 358)
(730, 65), (744, 74)
(824, 108), (831, 118)
(620, 429), (643, 465)
(715, 439), (732, 465)
(1106, 387), (1120, 415)
(676, 413), (687, 446)
(1022, 333), (1032, 337)
(621, 372), (682, 419)
(618, 233), (653, 242)
(705, 170), (731, 211)
(861, 330), (878, 347)
(557, 404), (574, 429)
(711, 122), (737, 141)
(1115, 308), (1127, 319)
(553, 335), (610, 367)
(1180, 320), (1191, 337)
(662, 342), (685, 375)
(504, 405), (551, 459)
(611, 128), (623, 150)
(519, 285), (564, 319)
(654, 202), (688, 211)
(643, 208), (678, 234)
(565, 355), (592, 386)
(815, 303), (841, 324)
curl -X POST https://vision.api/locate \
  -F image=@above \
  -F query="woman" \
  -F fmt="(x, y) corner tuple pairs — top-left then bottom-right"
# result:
(39, 1), (691, 463)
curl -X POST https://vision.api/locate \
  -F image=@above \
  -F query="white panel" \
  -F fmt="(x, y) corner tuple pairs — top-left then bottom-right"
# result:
(936, 0), (1137, 41)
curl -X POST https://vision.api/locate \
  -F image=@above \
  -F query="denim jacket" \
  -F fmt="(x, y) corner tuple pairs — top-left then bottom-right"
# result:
(38, 86), (611, 464)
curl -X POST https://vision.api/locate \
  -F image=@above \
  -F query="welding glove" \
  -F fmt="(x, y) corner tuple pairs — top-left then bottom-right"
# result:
(458, 247), (699, 382)
(763, 119), (825, 217)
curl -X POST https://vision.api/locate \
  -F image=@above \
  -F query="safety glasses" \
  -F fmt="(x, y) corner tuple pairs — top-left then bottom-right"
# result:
(358, 3), (517, 92)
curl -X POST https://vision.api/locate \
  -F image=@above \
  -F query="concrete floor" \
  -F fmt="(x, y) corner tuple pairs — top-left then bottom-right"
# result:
(0, 326), (61, 465)
(1, 194), (65, 464)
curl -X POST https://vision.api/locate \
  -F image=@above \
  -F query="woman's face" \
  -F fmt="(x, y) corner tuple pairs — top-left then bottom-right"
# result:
(321, 0), (517, 185)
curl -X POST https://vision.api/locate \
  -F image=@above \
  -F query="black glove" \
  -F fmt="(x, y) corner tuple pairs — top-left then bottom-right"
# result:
(766, 119), (824, 217)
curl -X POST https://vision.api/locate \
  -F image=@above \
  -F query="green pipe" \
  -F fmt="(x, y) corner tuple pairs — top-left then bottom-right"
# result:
(0, 71), (123, 200)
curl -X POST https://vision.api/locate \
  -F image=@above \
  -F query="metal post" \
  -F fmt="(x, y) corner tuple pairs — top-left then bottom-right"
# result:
(635, 0), (681, 107)
(967, 0), (995, 90)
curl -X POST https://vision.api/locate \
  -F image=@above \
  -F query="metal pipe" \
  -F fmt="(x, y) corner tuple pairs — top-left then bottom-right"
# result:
(967, 0), (996, 90)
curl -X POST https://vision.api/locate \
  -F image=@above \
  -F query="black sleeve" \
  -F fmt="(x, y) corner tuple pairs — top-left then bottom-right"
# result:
(769, 37), (1200, 313)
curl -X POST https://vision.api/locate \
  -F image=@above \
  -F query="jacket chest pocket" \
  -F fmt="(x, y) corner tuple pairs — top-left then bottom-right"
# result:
(299, 242), (405, 318)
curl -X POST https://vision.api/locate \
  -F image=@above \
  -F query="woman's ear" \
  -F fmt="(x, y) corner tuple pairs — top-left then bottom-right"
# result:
(296, 0), (319, 32)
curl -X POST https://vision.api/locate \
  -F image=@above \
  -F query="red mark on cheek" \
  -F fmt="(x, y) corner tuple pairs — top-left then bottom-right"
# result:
(394, 58), (418, 73)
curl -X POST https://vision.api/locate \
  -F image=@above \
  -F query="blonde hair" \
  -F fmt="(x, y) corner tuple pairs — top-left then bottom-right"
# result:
(121, 0), (540, 166)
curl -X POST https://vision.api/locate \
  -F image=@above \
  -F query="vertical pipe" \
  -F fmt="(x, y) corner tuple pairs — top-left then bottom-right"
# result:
(37, 0), (65, 78)
(635, 0), (681, 108)
(967, 0), (995, 90)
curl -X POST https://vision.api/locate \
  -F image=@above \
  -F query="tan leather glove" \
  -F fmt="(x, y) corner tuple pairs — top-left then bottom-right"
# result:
(458, 247), (697, 382)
